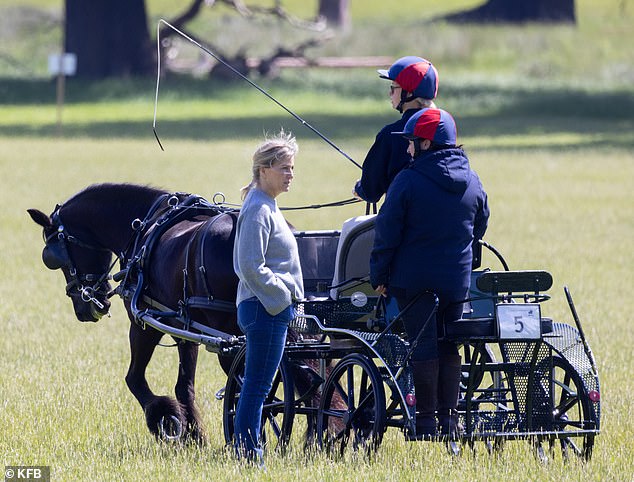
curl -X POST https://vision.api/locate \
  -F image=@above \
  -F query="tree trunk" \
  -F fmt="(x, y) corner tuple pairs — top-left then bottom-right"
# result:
(445, 0), (576, 23)
(65, 0), (155, 78)
(318, 0), (350, 29)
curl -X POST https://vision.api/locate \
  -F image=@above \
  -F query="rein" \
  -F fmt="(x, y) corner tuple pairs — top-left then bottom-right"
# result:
(209, 192), (361, 212)
(51, 189), (358, 330)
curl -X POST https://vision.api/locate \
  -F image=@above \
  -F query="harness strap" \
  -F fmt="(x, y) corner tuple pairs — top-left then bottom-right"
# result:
(123, 195), (238, 324)
(196, 213), (231, 299)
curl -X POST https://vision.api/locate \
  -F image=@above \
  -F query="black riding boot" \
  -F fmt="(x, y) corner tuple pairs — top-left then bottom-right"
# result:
(437, 354), (463, 439)
(410, 359), (439, 440)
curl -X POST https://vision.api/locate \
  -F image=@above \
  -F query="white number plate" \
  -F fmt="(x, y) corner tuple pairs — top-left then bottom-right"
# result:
(496, 304), (541, 340)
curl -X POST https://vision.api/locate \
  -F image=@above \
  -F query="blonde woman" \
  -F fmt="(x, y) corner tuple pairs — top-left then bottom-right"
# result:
(232, 130), (303, 466)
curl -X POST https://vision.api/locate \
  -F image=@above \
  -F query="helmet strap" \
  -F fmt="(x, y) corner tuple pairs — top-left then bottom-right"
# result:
(397, 90), (417, 113)
(412, 138), (422, 158)
(413, 138), (431, 158)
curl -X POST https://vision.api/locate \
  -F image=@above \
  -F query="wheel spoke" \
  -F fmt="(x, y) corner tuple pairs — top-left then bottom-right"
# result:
(263, 398), (286, 413)
(223, 348), (294, 451)
(265, 412), (282, 439)
(347, 365), (356, 409)
(317, 354), (386, 456)
(548, 357), (597, 461)
(332, 378), (348, 406)
(321, 407), (346, 419)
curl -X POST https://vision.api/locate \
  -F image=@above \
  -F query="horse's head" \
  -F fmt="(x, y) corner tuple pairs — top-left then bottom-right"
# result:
(28, 206), (113, 322)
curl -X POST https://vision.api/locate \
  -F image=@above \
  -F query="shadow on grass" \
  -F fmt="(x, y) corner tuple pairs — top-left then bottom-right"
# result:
(1, 77), (633, 151)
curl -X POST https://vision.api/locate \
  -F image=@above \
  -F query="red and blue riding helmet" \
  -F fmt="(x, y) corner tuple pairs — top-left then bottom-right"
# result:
(392, 107), (457, 147)
(378, 56), (439, 111)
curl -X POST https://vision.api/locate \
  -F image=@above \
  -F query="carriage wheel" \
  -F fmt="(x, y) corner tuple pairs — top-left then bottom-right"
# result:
(460, 343), (507, 454)
(317, 353), (386, 457)
(550, 356), (596, 461)
(222, 345), (295, 454)
(460, 343), (498, 392)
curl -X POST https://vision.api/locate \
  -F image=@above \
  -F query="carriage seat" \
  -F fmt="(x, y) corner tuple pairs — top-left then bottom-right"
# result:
(329, 215), (377, 300)
(295, 230), (340, 296)
(293, 216), (378, 333)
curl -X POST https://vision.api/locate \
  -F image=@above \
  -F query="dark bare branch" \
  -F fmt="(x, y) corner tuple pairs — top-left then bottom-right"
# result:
(218, 0), (327, 31)
(256, 33), (333, 76)
(170, 0), (207, 27)
(159, 0), (332, 79)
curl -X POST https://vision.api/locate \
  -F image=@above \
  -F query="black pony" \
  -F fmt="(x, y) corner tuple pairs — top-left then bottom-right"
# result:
(28, 182), (314, 444)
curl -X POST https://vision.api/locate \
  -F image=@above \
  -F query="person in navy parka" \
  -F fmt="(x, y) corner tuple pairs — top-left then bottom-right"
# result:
(370, 108), (489, 439)
(353, 56), (439, 204)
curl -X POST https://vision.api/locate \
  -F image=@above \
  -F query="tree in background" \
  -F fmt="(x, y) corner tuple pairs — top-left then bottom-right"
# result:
(315, 0), (575, 26)
(65, 0), (154, 78)
(65, 0), (327, 79)
(318, 0), (350, 29)
(64, 0), (577, 79)
(444, 0), (576, 23)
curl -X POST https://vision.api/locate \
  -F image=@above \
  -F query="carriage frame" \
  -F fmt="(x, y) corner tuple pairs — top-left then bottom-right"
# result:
(127, 210), (600, 461)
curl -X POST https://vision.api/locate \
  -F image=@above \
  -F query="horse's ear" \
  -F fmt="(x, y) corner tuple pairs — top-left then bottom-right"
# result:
(27, 209), (52, 229)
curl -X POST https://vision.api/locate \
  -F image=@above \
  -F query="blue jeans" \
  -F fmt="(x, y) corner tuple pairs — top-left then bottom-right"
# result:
(233, 298), (293, 462)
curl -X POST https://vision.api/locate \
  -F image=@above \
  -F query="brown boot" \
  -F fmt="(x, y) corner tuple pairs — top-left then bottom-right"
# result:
(437, 354), (463, 439)
(410, 359), (439, 440)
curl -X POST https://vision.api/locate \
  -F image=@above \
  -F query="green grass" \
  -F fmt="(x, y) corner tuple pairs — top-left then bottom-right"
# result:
(1, 137), (633, 480)
(1, 0), (634, 480)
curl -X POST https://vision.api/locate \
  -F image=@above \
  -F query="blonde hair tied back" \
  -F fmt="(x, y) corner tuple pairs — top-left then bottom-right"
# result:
(240, 129), (298, 200)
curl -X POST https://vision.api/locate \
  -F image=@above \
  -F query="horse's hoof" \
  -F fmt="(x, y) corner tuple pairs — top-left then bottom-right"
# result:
(159, 415), (183, 442)
(144, 396), (185, 442)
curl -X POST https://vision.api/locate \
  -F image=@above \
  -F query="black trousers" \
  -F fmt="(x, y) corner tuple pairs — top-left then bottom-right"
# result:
(393, 288), (463, 362)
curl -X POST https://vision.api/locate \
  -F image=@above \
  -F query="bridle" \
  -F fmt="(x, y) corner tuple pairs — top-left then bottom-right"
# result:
(44, 206), (116, 320)
(42, 193), (182, 321)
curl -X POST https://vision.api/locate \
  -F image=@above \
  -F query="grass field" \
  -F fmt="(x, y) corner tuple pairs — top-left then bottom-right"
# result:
(2, 138), (633, 481)
(1, 0), (634, 481)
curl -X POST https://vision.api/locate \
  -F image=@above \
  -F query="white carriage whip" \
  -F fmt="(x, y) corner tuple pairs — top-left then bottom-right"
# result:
(152, 19), (361, 170)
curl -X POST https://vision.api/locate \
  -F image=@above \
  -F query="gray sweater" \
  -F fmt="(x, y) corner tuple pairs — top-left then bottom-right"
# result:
(233, 188), (304, 315)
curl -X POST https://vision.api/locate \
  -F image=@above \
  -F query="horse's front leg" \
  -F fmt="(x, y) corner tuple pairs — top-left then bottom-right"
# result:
(175, 340), (207, 444)
(125, 322), (185, 442)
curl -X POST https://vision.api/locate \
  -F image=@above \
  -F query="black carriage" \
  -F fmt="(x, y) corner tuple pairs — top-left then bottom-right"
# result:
(130, 211), (600, 460)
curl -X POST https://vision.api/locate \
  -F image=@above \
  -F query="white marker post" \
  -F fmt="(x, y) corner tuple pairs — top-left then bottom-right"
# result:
(48, 52), (76, 134)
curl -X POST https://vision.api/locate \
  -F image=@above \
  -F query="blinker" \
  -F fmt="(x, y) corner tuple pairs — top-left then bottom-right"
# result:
(42, 243), (69, 270)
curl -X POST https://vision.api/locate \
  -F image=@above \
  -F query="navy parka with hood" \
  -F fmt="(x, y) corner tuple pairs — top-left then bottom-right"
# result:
(370, 147), (489, 302)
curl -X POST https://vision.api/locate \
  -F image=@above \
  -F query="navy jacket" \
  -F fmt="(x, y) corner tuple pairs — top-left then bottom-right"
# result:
(370, 147), (489, 299)
(355, 109), (420, 203)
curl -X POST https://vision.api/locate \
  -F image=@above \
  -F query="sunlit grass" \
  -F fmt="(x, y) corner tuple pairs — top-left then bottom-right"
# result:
(1, 1), (633, 479)
(2, 133), (632, 480)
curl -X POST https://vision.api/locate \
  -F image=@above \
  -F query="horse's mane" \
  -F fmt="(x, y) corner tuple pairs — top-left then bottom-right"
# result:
(66, 183), (169, 206)
(56, 183), (173, 230)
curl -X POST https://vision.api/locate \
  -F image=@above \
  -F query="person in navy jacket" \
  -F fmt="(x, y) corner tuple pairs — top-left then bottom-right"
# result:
(353, 56), (439, 204)
(370, 108), (489, 439)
